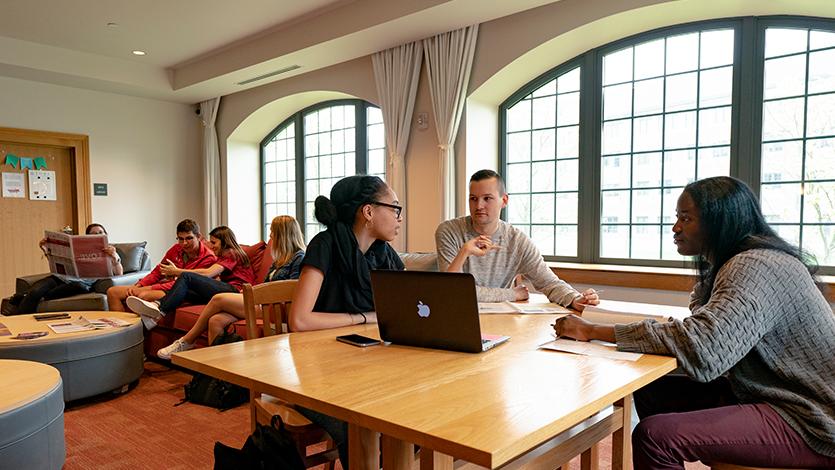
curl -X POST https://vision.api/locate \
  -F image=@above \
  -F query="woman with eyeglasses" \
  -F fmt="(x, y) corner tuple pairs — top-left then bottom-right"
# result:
(288, 174), (404, 467)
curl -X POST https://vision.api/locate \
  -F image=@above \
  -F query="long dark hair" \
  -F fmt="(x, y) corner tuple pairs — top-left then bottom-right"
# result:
(209, 226), (250, 267)
(314, 175), (388, 228)
(684, 176), (816, 304)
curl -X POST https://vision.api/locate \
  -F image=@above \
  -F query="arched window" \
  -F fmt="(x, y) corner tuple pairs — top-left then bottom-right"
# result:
(501, 16), (835, 272)
(261, 100), (385, 241)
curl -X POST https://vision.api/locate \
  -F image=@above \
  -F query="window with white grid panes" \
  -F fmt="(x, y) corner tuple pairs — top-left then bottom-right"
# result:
(600, 29), (734, 261)
(262, 123), (296, 240)
(760, 27), (835, 266)
(504, 67), (581, 257)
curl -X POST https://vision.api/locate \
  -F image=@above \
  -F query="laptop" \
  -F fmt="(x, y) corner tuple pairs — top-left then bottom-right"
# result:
(370, 270), (510, 353)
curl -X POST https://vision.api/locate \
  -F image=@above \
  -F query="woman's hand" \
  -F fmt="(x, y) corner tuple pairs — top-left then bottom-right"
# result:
(38, 238), (49, 254)
(159, 259), (181, 277)
(103, 245), (119, 260)
(553, 314), (616, 343)
(570, 288), (600, 311)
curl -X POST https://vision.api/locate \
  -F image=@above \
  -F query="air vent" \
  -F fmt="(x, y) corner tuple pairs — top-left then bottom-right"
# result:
(236, 65), (301, 85)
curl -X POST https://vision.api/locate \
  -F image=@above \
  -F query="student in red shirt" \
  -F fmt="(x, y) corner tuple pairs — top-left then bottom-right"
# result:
(126, 225), (255, 330)
(107, 219), (217, 314)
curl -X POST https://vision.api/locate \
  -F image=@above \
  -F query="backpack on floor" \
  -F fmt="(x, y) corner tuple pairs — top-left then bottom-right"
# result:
(178, 326), (249, 411)
(213, 415), (305, 470)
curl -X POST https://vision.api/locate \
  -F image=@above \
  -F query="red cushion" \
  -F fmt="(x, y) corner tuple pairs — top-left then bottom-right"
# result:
(242, 241), (274, 285)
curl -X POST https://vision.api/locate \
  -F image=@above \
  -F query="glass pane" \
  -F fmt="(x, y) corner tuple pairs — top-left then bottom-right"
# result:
(515, 225), (530, 237)
(762, 98), (804, 141)
(663, 150), (696, 187)
(305, 112), (318, 133)
(508, 195), (530, 224)
(804, 182), (835, 223)
(662, 187), (683, 224)
(634, 78), (664, 116)
(344, 105), (355, 127)
(602, 119), (632, 155)
(764, 55), (806, 100)
(665, 72), (697, 112)
(531, 161), (555, 192)
(666, 33), (699, 74)
(774, 225), (801, 247)
(806, 138), (835, 180)
(762, 140), (803, 182)
(319, 133), (331, 155)
(555, 193), (578, 224)
(507, 163), (530, 193)
(319, 154), (331, 177)
(603, 83), (633, 120)
(506, 99), (531, 132)
(699, 66), (733, 107)
(802, 225), (835, 266)
(601, 190), (630, 224)
(664, 111), (697, 149)
(632, 189), (662, 224)
(532, 96), (556, 129)
(531, 226), (555, 256)
(601, 155), (631, 190)
(765, 28), (807, 58)
(558, 68), (581, 93)
(332, 129), (345, 153)
(700, 29), (734, 68)
(305, 134), (318, 156)
(265, 183), (277, 203)
(634, 39), (665, 80)
(305, 179), (318, 200)
(698, 107), (731, 147)
(810, 30), (835, 50)
(507, 132), (531, 163)
(633, 115), (663, 152)
(631, 225), (661, 259)
(531, 129), (555, 161)
(808, 49), (835, 94)
(531, 194), (555, 223)
(368, 149), (385, 175)
(557, 92), (580, 126)
(697, 146), (730, 179)
(305, 157), (318, 178)
(554, 226), (578, 257)
(600, 225), (630, 258)
(532, 79), (556, 97)
(368, 123), (384, 148)
(761, 183), (802, 223)
(633, 152), (662, 188)
(603, 47), (633, 85)
(319, 107), (331, 130)
(265, 162), (277, 183)
(556, 160), (579, 192)
(556, 126), (579, 159)
(806, 93), (835, 137)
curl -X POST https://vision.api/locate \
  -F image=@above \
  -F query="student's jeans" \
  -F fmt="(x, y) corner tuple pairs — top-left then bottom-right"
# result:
(16, 275), (92, 314)
(632, 375), (835, 469)
(158, 272), (238, 315)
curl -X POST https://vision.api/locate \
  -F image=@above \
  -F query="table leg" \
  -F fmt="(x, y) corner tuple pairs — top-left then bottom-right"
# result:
(581, 442), (600, 470)
(612, 394), (633, 470)
(381, 434), (414, 470)
(419, 448), (454, 470)
(349, 423), (380, 470)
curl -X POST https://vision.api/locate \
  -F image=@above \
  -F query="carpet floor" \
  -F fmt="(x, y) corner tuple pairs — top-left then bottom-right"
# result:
(62, 361), (708, 469)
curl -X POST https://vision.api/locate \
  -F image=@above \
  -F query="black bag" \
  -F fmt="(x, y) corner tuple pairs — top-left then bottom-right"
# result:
(213, 415), (305, 470)
(179, 327), (249, 411)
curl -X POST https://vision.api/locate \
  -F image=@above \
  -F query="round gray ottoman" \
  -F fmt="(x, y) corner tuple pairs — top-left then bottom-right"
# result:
(0, 359), (65, 469)
(0, 312), (143, 401)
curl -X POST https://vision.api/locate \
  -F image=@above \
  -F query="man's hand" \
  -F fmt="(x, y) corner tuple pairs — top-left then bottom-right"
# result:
(159, 259), (181, 277)
(513, 285), (529, 301)
(460, 235), (500, 258)
(126, 285), (150, 297)
(570, 288), (600, 311)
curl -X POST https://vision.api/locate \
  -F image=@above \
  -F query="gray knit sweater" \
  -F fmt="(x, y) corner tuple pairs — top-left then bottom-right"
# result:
(435, 216), (581, 306)
(614, 249), (835, 457)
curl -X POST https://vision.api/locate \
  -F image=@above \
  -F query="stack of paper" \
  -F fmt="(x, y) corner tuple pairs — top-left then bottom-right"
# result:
(580, 300), (690, 325)
(540, 339), (643, 361)
(478, 301), (571, 315)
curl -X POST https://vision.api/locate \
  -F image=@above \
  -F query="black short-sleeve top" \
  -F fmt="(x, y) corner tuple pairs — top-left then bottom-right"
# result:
(301, 230), (404, 313)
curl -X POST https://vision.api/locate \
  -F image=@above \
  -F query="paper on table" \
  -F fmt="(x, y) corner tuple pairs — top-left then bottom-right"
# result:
(48, 318), (95, 334)
(580, 299), (691, 325)
(539, 339), (643, 362)
(478, 301), (571, 315)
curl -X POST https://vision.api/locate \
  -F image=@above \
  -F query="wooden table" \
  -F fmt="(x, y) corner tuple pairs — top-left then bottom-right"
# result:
(173, 314), (676, 469)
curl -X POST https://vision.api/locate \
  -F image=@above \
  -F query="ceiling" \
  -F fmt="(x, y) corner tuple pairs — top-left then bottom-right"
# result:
(0, 0), (560, 104)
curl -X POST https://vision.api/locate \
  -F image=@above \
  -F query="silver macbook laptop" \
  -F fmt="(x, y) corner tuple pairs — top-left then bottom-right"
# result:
(370, 270), (510, 353)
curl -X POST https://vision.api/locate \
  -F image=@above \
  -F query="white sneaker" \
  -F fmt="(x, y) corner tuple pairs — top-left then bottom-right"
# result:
(157, 338), (194, 360)
(126, 296), (163, 330)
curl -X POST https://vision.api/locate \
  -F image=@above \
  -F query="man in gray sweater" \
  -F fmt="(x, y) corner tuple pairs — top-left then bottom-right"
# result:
(434, 169), (597, 309)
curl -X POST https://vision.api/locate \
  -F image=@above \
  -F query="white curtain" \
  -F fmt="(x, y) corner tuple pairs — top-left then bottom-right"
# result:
(422, 24), (479, 221)
(372, 41), (423, 251)
(200, 97), (221, 231)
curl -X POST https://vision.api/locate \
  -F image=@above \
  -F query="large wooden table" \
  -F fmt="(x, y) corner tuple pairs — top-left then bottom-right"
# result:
(173, 314), (676, 469)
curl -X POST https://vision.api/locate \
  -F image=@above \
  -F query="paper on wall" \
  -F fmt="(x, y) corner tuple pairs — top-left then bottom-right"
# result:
(29, 170), (56, 200)
(2, 172), (25, 198)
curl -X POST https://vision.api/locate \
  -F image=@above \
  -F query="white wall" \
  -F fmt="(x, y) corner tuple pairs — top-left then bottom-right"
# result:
(0, 76), (202, 263)
(226, 139), (261, 245)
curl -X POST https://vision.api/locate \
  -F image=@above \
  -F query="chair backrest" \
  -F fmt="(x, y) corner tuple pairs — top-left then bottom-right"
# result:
(242, 279), (298, 339)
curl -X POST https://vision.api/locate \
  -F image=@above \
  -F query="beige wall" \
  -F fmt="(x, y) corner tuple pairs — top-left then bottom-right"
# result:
(0, 76), (202, 264)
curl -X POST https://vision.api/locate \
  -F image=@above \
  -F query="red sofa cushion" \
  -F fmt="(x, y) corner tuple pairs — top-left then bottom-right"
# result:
(243, 241), (274, 285)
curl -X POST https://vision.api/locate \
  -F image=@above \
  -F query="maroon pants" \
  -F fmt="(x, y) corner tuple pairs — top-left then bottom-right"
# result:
(632, 375), (835, 469)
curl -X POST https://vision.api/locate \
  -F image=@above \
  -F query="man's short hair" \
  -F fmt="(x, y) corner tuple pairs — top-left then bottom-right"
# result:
(176, 218), (201, 235)
(470, 169), (506, 196)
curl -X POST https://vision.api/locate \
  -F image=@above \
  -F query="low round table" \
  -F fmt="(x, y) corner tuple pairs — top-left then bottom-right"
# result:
(0, 311), (144, 401)
(0, 359), (65, 469)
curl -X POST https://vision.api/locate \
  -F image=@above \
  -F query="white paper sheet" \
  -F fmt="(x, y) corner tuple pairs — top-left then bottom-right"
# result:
(580, 300), (691, 325)
(2, 172), (25, 198)
(539, 339), (643, 362)
(478, 301), (571, 315)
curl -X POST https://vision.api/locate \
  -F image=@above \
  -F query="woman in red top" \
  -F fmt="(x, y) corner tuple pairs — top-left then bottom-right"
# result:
(126, 226), (255, 329)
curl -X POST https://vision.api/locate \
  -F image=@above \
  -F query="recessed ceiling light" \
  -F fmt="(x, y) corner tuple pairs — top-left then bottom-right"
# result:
(132, 50), (146, 56)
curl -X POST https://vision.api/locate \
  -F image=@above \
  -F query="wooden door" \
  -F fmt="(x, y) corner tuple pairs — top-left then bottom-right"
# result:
(0, 128), (90, 298)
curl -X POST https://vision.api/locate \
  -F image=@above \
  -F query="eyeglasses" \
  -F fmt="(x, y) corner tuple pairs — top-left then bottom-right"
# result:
(176, 235), (196, 243)
(370, 201), (403, 218)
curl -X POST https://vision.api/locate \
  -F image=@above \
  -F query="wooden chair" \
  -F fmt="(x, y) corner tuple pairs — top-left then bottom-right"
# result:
(707, 463), (808, 470)
(242, 280), (339, 469)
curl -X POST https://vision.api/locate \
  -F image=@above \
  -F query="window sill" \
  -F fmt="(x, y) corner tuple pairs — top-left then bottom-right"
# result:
(547, 262), (835, 302)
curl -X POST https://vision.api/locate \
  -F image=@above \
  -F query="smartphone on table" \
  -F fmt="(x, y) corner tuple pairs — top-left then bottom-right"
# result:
(336, 334), (382, 347)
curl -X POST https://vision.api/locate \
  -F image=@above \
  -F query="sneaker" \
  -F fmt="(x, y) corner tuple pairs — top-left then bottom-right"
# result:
(126, 296), (163, 330)
(157, 338), (194, 360)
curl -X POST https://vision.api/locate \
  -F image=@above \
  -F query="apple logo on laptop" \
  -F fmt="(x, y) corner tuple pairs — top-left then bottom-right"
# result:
(417, 301), (431, 318)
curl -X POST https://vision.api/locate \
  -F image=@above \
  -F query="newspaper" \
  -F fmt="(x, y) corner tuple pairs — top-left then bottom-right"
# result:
(47, 316), (130, 334)
(44, 231), (113, 278)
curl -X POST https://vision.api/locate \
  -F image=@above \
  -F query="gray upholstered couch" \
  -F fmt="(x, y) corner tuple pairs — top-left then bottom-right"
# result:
(5, 242), (152, 313)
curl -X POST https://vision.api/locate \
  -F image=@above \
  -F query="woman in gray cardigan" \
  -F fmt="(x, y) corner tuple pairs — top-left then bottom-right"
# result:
(554, 176), (835, 469)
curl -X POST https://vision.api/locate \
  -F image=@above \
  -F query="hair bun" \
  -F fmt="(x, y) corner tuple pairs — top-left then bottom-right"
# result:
(314, 195), (338, 227)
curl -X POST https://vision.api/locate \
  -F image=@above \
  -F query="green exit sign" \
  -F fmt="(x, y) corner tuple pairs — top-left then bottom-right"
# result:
(93, 183), (108, 196)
